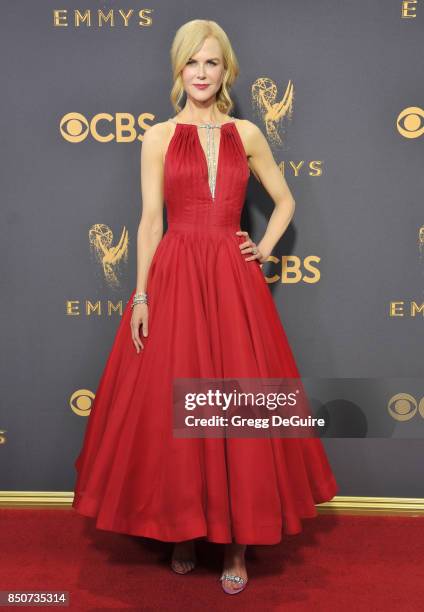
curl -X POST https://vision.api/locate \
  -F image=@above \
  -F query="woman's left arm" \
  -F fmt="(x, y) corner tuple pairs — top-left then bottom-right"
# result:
(238, 121), (296, 264)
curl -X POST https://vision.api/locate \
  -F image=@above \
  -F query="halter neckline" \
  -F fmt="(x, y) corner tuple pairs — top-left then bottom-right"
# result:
(168, 117), (237, 128)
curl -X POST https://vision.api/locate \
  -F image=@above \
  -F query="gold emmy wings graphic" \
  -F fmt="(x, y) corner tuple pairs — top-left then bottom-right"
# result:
(89, 224), (129, 287)
(251, 78), (294, 146)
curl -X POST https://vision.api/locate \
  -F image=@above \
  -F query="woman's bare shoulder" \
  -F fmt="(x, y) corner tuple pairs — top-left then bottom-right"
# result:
(235, 118), (262, 137)
(142, 121), (174, 161)
(143, 120), (173, 143)
(233, 119), (264, 159)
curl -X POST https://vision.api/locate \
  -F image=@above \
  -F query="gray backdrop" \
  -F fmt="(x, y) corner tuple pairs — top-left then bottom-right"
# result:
(1, 1), (423, 498)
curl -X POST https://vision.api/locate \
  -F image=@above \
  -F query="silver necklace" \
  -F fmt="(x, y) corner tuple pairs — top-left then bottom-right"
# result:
(198, 123), (220, 200)
(168, 118), (222, 201)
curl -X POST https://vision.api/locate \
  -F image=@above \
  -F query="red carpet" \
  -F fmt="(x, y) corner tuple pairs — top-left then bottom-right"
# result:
(1, 509), (423, 610)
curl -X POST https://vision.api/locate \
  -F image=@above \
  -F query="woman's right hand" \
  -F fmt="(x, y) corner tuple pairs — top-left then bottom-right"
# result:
(130, 303), (148, 354)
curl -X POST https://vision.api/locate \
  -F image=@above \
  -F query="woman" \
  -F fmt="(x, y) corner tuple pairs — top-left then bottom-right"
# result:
(73, 19), (338, 595)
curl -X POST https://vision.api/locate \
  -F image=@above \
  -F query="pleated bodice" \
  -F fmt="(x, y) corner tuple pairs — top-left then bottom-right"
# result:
(164, 121), (250, 232)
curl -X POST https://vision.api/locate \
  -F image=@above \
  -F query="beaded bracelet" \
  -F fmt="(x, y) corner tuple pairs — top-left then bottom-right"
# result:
(131, 291), (148, 308)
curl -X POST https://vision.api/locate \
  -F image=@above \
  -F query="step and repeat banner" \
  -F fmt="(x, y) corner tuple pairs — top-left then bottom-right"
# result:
(1, 1), (423, 498)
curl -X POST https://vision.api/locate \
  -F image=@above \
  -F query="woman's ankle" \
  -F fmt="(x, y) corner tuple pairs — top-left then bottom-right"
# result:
(224, 543), (247, 561)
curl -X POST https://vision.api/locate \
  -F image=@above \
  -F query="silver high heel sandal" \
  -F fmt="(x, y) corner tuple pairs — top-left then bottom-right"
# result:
(220, 573), (248, 594)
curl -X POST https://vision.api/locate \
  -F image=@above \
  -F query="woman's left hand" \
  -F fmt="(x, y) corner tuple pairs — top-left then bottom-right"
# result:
(236, 230), (268, 264)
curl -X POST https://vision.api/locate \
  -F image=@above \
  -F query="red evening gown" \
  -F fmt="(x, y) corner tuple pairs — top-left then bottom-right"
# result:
(72, 119), (338, 544)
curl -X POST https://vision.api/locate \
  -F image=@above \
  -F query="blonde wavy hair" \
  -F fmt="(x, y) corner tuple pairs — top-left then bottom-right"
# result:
(169, 20), (240, 115)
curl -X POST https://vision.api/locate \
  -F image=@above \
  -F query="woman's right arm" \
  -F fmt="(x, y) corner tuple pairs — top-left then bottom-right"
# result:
(131, 123), (166, 354)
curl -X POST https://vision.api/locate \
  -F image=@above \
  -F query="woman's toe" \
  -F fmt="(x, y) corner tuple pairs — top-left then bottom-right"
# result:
(173, 558), (194, 573)
(229, 580), (241, 591)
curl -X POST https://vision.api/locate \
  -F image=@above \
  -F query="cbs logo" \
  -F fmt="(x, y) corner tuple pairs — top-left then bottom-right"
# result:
(263, 255), (320, 284)
(70, 389), (95, 416)
(60, 112), (154, 143)
(396, 107), (424, 139)
(387, 393), (424, 421)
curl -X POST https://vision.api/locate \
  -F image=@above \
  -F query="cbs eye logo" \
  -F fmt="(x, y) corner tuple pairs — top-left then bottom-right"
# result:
(60, 113), (89, 143)
(387, 393), (424, 421)
(396, 107), (424, 139)
(70, 389), (95, 416)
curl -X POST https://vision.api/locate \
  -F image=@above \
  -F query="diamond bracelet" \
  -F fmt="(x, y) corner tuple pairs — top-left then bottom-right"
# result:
(131, 291), (148, 308)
